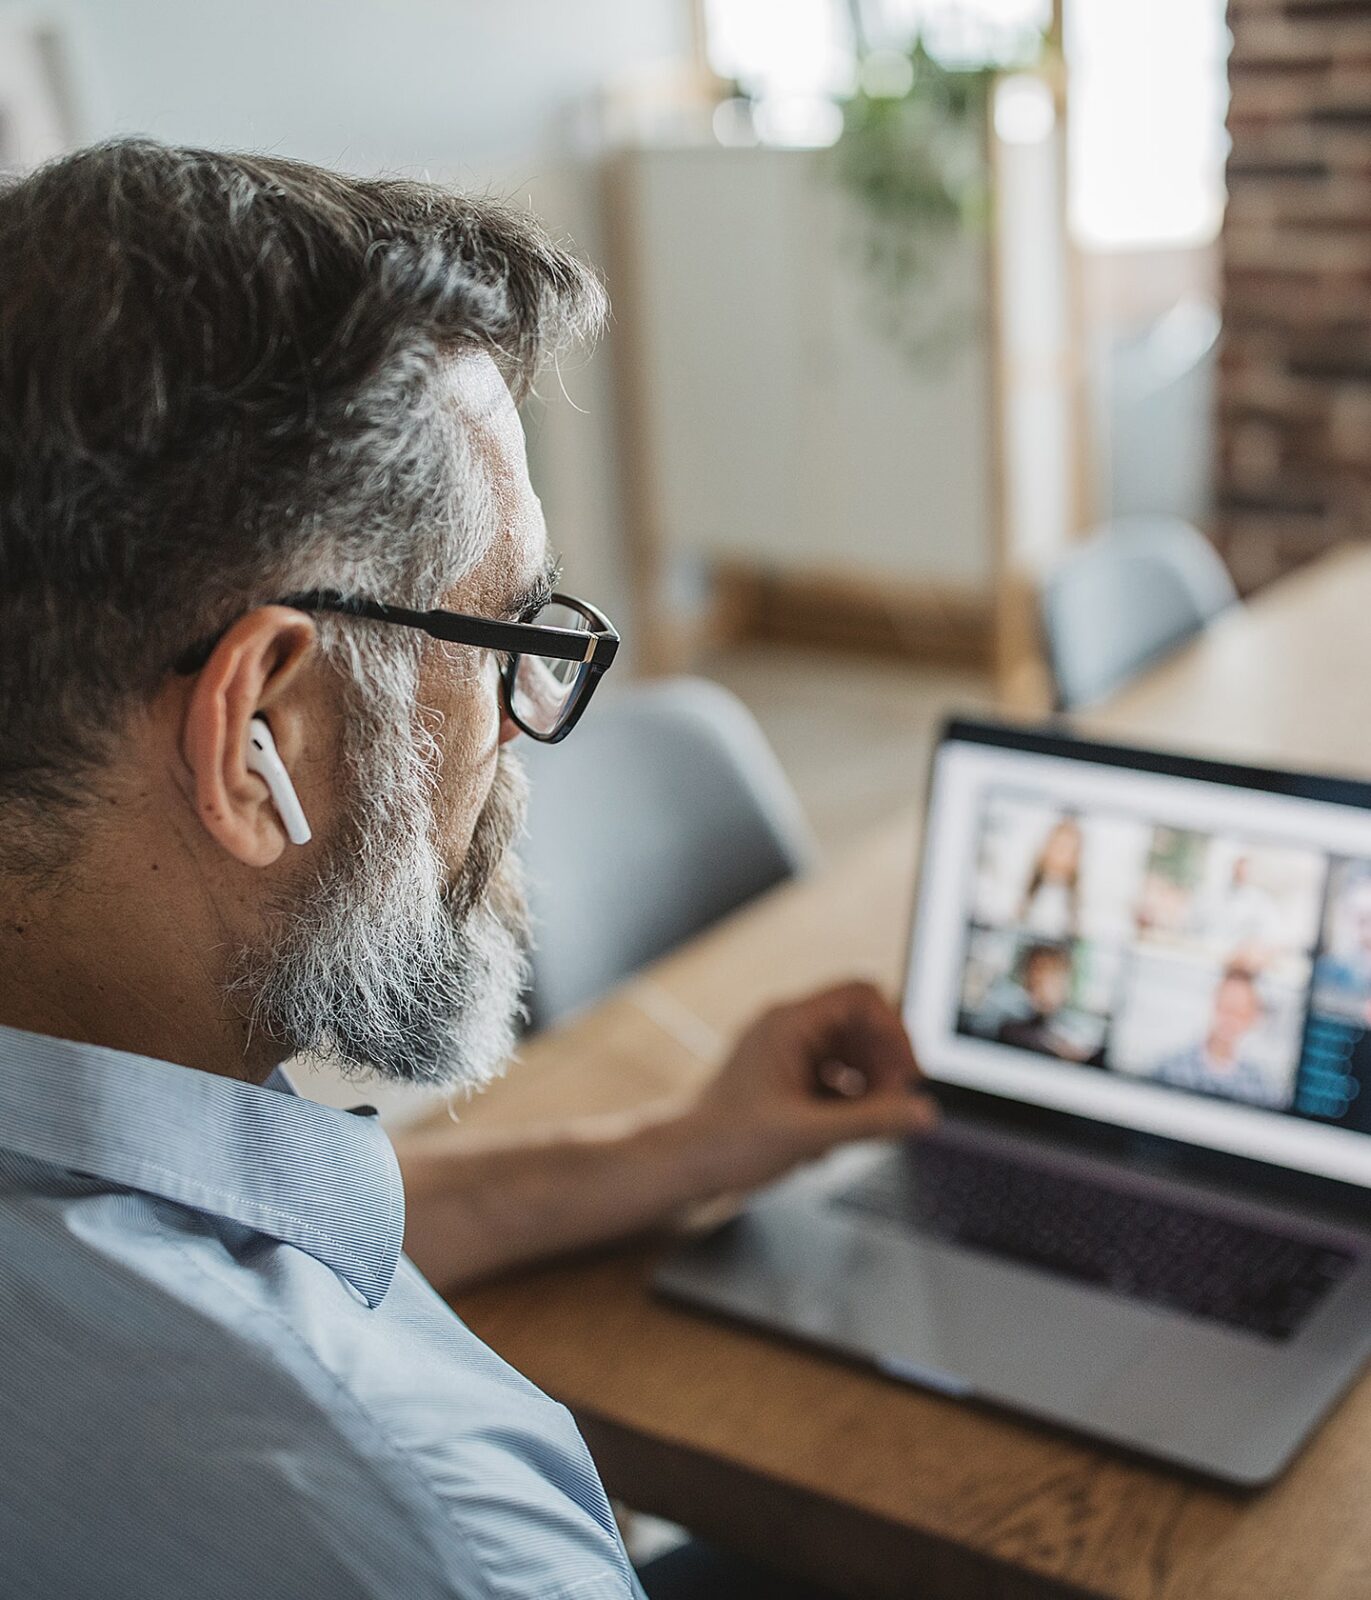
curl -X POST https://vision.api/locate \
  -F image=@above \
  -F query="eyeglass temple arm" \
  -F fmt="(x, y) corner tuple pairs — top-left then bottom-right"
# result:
(282, 591), (619, 667)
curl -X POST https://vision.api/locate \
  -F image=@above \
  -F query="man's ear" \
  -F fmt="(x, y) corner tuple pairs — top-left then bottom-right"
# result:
(179, 607), (320, 867)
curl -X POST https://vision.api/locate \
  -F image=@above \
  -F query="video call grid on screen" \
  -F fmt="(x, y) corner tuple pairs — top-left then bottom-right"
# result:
(905, 733), (1371, 1188)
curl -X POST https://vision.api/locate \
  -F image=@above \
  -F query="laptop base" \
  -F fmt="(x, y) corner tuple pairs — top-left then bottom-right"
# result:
(654, 1128), (1371, 1487)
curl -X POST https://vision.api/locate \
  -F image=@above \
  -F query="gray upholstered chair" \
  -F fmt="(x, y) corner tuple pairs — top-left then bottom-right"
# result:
(518, 676), (816, 1030)
(1040, 515), (1238, 710)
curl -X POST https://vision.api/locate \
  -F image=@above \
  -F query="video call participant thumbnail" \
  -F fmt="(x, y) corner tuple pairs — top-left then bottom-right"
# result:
(1149, 965), (1287, 1110)
(1019, 816), (1082, 941)
(996, 942), (1105, 1067)
(1315, 867), (1371, 1025)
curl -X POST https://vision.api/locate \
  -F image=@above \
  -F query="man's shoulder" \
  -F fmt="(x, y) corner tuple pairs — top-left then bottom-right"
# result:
(1152, 1044), (1202, 1075)
(0, 1165), (635, 1600)
(7, 1331), (448, 1586)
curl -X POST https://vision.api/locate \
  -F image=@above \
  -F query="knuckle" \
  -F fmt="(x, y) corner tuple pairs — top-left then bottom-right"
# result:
(837, 978), (889, 1015)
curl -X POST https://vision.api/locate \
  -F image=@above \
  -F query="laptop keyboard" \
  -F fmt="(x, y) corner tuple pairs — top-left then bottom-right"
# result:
(832, 1141), (1358, 1342)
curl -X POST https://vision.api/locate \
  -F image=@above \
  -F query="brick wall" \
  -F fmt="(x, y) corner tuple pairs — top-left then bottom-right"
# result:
(1218, 0), (1371, 592)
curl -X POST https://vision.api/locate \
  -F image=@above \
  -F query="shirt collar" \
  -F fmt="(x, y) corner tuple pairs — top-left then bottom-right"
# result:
(0, 1023), (404, 1307)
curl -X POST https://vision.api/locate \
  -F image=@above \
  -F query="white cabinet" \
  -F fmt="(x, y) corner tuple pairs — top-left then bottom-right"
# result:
(614, 145), (995, 592)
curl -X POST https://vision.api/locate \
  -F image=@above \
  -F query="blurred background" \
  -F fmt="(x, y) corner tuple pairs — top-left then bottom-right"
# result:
(0, 0), (1352, 852)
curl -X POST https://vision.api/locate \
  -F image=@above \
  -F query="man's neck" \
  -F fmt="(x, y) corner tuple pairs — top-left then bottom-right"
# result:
(0, 851), (279, 1084)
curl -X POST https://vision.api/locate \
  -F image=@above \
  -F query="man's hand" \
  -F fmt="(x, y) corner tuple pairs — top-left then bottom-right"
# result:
(678, 981), (938, 1198)
(398, 981), (936, 1291)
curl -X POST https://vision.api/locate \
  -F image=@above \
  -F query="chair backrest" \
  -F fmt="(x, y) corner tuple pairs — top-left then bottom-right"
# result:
(1041, 516), (1238, 710)
(518, 676), (817, 1030)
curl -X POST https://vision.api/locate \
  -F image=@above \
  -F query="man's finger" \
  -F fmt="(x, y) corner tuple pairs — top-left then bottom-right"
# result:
(815, 1059), (869, 1099)
(794, 981), (923, 1093)
(800, 1086), (939, 1144)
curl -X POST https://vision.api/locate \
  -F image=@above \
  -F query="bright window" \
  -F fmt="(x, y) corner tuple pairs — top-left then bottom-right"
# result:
(703, 0), (1231, 247)
(1067, 0), (1231, 250)
(703, 0), (853, 100)
(703, 0), (1050, 99)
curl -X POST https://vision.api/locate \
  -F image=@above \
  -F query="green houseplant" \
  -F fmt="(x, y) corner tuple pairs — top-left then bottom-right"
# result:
(828, 9), (1046, 358)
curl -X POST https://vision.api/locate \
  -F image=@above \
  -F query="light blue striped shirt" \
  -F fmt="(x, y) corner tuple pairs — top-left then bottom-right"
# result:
(0, 1023), (640, 1599)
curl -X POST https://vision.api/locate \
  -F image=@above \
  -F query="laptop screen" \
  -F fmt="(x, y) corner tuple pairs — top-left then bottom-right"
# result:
(905, 721), (1371, 1188)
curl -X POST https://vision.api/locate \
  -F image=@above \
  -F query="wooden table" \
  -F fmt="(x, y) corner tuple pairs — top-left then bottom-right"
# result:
(1075, 543), (1371, 780)
(452, 545), (1371, 1600)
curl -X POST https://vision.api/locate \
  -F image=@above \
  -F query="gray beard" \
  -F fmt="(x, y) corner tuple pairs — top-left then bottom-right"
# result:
(230, 743), (531, 1095)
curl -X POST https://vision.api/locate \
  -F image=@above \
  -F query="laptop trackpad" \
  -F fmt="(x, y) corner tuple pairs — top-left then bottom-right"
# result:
(658, 1190), (1154, 1414)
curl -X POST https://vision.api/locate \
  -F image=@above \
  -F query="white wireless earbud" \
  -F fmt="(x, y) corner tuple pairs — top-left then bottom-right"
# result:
(245, 717), (312, 846)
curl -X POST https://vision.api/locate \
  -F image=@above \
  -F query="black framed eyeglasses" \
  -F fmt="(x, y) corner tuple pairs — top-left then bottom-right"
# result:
(174, 588), (620, 744)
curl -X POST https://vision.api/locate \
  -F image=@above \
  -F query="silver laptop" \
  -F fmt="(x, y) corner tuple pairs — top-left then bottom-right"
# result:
(656, 718), (1371, 1485)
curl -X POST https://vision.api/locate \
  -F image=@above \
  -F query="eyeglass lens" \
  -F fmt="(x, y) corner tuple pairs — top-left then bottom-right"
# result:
(507, 599), (594, 736)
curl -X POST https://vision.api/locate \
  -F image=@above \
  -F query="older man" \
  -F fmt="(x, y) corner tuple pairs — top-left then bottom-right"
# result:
(0, 141), (933, 1598)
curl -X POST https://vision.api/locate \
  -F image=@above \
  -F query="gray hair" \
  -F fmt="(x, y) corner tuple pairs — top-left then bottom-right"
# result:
(0, 137), (605, 864)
